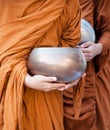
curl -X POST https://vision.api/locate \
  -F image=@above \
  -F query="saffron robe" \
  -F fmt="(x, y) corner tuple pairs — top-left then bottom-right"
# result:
(0, 0), (81, 130)
(64, 0), (110, 130)
(63, 1), (96, 130)
(80, 0), (110, 129)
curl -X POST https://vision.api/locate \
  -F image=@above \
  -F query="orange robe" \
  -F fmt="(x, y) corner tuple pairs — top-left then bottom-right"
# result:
(93, 1), (110, 130)
(63, 1), (96, 130)
(0, 0), (81, 130)
(80, 0), (110, 129)
(64, 0), (110, 130)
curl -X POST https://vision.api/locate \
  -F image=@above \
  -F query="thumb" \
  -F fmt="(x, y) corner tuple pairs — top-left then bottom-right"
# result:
(43, 76), (57, 82)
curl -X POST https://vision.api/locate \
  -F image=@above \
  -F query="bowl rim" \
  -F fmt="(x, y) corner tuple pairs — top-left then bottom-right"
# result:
(81, 18), (96, 43)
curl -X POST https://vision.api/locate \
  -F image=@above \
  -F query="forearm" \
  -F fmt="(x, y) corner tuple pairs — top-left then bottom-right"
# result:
(95, 33), (110, 72)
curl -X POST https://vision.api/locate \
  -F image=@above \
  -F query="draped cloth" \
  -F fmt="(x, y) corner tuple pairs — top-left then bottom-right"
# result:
(93, 0), (110, 130)
(63, 1), (96, 130)
(0, 0), (81, 130)
(73, 0), (110, 130)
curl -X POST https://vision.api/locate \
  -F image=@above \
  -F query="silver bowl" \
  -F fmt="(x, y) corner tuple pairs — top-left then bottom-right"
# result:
(80, 19), (95, 45)
(27, 47), (86, 83)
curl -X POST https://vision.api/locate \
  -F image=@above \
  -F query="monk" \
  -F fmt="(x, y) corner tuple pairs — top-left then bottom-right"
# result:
(63, 0), (110, 130)
(0, 0), (83, 130)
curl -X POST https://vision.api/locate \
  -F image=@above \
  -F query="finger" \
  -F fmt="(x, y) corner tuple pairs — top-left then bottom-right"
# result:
(84, 55), (93, 61)
(80, 41), (93, 48)
(41, 76), (57, 82)
(81, 48), (92, 53)
(82, 73), (86, 77)
(44, 82), (66, 91)
(84, 53), (93, 58)
(58, 87), (65, 91)
(45, 85), (65, 91)
(65, 80), (79, 89)
(58, 78), (80, 91)
(51, 83), (66, 89)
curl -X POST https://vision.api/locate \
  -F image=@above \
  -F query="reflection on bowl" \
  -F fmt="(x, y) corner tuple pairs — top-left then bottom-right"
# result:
(28, 47), (86, 83)
(80, 19), (95, 45)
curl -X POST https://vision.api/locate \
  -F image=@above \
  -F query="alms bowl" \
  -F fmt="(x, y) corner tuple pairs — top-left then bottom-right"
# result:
(80, 19), (96, 45)
(27, 47), (86, 83)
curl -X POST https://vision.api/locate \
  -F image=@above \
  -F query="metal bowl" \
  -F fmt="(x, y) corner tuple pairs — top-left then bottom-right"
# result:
(27, 47), (86, 83)
(80, 19), (95, 45)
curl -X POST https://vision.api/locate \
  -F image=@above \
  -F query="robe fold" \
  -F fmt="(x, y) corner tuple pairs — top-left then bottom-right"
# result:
(64, 0), (110, 130)
(0, 0), (81, 130)
(63, 1), (96, 130)
(80, 0), (110, 130)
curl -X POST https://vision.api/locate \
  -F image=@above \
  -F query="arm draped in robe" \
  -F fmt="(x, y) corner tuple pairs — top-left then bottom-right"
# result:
(79, 0), (110, 72)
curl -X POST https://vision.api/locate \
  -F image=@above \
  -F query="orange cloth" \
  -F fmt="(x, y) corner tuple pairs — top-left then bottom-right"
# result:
(63, 1), (96, 130)
(93, 0), (110, 130)
(0, 0), (81, 130)
(64, 0), (110, 130)
(80, 0), (110, 130)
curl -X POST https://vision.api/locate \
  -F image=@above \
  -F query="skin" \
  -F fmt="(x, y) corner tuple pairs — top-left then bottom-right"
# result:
(79, 41), (103, 61)
(24, 73), (83, 91)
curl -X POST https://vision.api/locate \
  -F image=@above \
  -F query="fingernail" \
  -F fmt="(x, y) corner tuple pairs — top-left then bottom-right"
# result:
(53, 77), (57, 81)
(81, 45), (84, 47)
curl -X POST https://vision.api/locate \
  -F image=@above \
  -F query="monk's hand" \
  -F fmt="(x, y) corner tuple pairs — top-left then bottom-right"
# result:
(79, 41), (102, 61)
(24, 74), (66, 91)
(58, 73), (86, 91)
(58, 79), (80, 91)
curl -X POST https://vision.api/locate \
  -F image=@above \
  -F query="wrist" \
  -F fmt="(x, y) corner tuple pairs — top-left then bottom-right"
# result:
(97, 43), (103, 55)
(24, 74), (32, 88)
